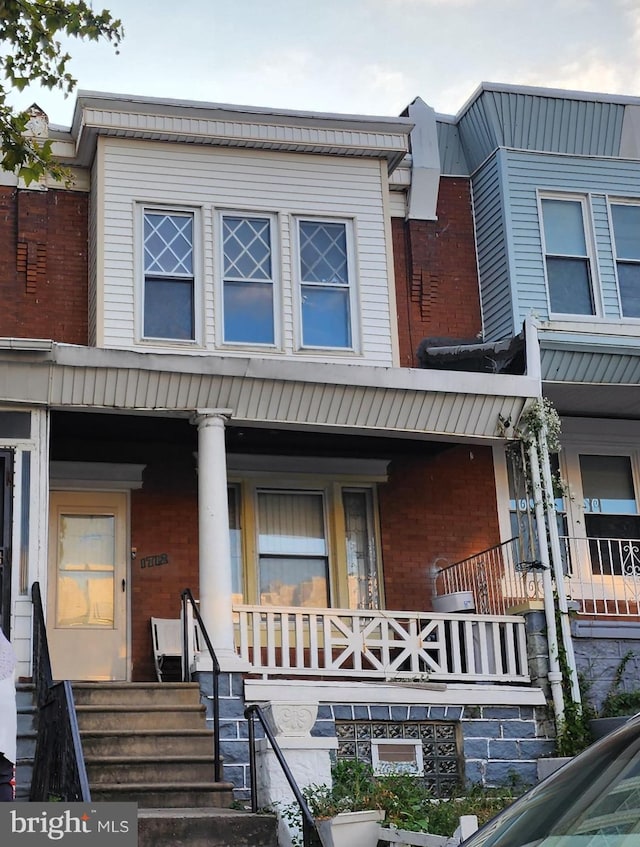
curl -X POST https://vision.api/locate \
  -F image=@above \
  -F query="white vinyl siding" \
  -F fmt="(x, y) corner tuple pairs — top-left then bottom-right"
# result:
(98, 139), (393, 366)
(88, 155), (99, 347)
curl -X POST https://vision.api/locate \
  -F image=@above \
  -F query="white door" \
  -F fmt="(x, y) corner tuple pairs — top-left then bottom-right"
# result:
(48, 491), (128, 681)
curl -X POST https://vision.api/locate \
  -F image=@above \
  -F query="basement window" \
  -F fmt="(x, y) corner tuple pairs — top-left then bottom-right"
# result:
(371, 739), (424, 776)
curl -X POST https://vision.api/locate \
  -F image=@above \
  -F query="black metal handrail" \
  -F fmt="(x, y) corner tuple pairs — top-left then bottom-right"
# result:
(181, 587), (222, 783)
(245, 703), (323, 847)
(30, 582), (91, 801)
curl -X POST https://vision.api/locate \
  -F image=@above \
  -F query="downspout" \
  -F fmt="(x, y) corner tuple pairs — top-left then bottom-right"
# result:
(528, 439), (565, 725)
(538, 427), (581, 706)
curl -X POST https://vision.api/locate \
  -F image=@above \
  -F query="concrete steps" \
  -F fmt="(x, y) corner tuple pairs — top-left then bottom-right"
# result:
(137, 807), (278, 847)
(73, 682), (235, 809)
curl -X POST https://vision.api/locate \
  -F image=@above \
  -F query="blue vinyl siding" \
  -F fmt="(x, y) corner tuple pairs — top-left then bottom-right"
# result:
(458, 89), (624, 174)
(473, 153), (515, 340)
(500, 150), (640, 325)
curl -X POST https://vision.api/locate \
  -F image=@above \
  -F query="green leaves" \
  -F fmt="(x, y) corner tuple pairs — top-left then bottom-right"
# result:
(0, 1), (124, 181)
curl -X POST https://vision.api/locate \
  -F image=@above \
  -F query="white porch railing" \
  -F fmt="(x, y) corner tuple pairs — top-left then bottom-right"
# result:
(234, 605), (530, 683)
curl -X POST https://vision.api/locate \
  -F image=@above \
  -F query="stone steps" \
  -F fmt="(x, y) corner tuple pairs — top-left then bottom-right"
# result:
(137, 807), (278, 847)
(81, 728), (215, 758)
(73, 682), (234, 810)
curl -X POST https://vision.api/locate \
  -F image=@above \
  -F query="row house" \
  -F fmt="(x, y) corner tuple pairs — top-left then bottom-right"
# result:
(0, 91), (554, 809)
(455, 82), (640, 706)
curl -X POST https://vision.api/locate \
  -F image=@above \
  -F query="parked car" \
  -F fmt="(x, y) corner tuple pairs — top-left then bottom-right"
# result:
(462, 714), (640, 847)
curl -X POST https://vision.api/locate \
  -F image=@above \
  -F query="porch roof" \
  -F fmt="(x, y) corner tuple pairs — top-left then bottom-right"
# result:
(539, 323), (640, 418)
(0, 342), (539, 442)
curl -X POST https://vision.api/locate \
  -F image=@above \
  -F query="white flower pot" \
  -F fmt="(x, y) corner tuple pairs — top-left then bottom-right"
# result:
(316, 809), (385, 847)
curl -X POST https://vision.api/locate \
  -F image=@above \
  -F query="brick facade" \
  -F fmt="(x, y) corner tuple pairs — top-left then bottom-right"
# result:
(0, 186), (88, 343)
(393, 177), (482, 368)
(379, 445), (500, 612)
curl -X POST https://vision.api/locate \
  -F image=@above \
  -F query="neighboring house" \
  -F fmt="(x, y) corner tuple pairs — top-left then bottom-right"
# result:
(449, 82), (640, 705)
(0, 92), (551, 805)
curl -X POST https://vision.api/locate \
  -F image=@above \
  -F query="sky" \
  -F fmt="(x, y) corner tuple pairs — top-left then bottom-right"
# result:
(7, 0), (640, 127)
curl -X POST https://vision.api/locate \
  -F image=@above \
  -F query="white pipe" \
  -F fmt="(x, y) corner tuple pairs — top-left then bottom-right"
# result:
(538, 428), (581, 706)
(529, 440), (565, 725)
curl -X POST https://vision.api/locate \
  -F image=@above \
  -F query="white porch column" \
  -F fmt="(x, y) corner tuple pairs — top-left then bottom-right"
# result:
(192, 409), (248, 671)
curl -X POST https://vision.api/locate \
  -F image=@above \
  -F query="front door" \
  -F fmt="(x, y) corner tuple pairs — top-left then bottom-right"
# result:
(48, 491), (128, 680)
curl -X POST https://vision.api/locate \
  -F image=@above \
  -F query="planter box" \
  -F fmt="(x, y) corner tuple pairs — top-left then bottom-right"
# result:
(316, 809), (385, 847)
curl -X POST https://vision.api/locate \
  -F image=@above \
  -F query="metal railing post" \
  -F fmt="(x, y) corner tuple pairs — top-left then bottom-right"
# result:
(181, 588), (222, 782)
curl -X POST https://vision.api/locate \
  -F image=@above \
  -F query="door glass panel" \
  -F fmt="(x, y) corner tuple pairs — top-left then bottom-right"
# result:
(56, 514), (115, 628)
(258, 491), (328, 607)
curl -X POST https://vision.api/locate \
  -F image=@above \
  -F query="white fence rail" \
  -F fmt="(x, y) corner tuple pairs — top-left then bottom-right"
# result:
(234, 605), (530, 683)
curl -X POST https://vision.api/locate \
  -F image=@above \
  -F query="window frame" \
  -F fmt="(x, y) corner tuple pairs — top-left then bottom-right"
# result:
(228, 475), (383, 609)
(137, 204), (203, 346)
(217, 209), (280, 349)
(609, 197), (640, 320)
(538, 193), (601, 319)
(293, 215), (359, 352)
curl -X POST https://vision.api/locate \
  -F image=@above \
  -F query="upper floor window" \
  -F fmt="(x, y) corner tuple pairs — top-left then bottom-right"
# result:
(222, 214), (275, 345)
(143, 211), (195, 340)
(611, 203), (640, 318)
(298, 219), (353, 348)
(541, 198), (595, 315)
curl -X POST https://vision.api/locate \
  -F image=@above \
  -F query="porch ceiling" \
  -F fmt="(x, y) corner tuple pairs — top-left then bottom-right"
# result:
(0, 343), (538, 442)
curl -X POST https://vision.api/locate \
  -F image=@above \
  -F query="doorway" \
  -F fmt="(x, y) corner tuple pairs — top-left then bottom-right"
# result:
(48, 491), (128, 680)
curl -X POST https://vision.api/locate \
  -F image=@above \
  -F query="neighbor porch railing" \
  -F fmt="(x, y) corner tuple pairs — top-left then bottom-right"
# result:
(234, 605), (529, 683)
(435, 537), (544, 616)
(436, 535), (640, 619)
(560, 535), (640, 617)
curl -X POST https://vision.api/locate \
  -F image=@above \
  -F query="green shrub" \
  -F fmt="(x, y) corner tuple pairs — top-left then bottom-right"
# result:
(280, 759), (519, 840)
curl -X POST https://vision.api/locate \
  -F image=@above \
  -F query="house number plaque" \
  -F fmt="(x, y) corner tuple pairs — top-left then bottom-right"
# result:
(140, 553), (169, 569)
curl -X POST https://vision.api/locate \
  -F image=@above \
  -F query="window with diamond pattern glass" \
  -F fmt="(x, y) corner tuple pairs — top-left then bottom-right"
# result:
(223, 215), (274, 344)
(299, 220), (351, 348)
(143, 212), (194, 340)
